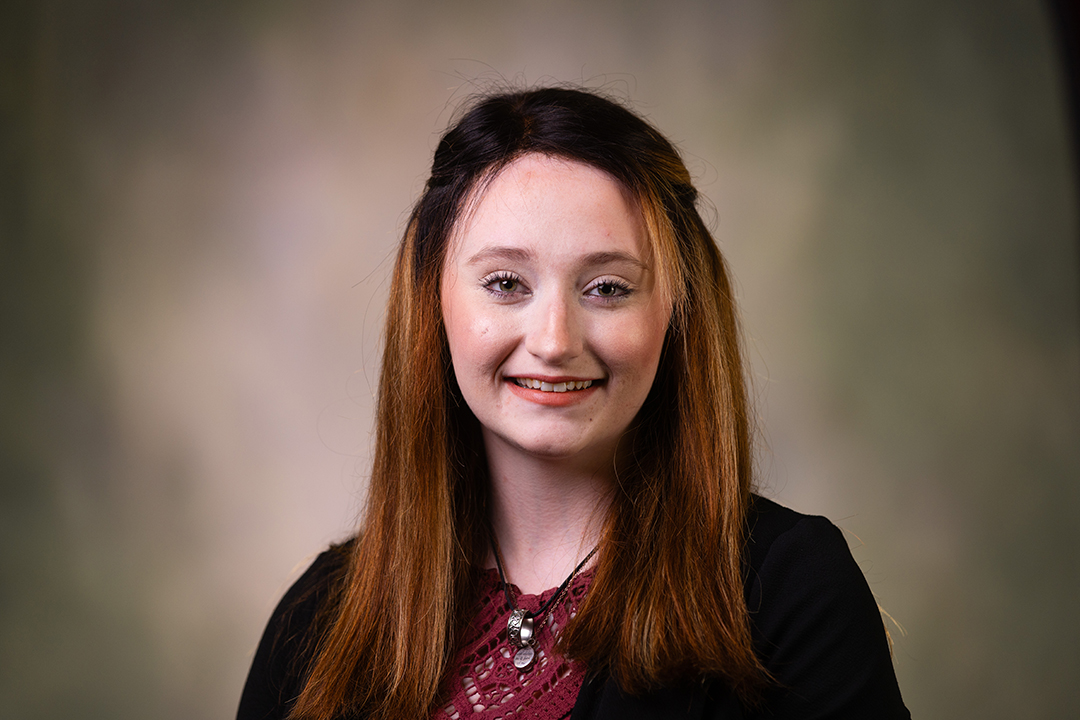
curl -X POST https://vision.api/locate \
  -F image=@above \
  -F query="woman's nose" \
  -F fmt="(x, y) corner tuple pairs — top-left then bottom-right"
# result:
(525, 294), (583, 364)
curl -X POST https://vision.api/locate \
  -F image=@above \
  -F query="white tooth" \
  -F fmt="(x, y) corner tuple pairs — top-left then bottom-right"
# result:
(517, 377), (596, 391)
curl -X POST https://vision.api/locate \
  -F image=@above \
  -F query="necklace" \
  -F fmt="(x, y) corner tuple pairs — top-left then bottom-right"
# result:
(490, 538), (599, 672)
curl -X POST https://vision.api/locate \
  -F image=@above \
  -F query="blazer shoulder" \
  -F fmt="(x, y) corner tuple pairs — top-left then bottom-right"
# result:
(741, 495), (910, 719)
(744, 494), (838, 575)
(237, 538), (355, 720)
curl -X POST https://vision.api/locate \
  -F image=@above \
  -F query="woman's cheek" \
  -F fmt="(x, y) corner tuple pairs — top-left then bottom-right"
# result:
(469, 314), (515, 370)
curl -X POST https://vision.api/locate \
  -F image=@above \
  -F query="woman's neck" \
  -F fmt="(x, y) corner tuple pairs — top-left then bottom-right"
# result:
(485, 446), (612, 596)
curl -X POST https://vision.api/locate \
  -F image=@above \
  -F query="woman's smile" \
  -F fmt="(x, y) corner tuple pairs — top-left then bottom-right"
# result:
(506, 376), (600, 407)
(440, 153), (671, 463)
(511, 377), (595, 393)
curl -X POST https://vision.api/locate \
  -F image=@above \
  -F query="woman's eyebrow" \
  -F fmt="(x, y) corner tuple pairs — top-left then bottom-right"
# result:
(465, 246), (533, 266)
(465, 247), (648, 271)
(581, 251), (649, 271)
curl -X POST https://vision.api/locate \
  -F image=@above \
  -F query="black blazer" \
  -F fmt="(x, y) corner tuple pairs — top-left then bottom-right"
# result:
(565, 497), (910, 719)
(238, 497), (910, 719)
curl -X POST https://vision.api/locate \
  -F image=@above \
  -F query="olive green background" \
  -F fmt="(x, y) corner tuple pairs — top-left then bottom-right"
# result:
(3, 1), (1078, 718)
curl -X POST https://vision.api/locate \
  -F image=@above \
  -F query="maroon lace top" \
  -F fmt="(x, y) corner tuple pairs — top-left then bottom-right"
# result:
(433, 567), (594, 719)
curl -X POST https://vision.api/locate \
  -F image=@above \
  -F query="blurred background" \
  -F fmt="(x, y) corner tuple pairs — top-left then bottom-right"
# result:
(2, 1), (1078, 718)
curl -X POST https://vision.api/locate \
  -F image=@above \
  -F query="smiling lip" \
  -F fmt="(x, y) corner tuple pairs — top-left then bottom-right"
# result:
(513, 377), (594, 393)
(506, 376), (600, 407)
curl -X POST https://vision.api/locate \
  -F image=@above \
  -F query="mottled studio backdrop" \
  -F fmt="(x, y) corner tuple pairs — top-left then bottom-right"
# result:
(2, 1), (1078, 718)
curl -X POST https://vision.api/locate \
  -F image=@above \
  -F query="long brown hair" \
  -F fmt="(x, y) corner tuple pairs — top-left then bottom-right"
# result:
(289, 87), (766, 719)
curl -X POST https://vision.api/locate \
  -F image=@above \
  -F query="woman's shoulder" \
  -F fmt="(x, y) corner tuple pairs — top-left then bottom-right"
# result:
(287, 539), (354, 603)
(571, 497), (909, 719)
(262, 539), (355, 639)
(743, 494), (879, 614)
(237, 539), (355, 720)
(743, 494), (848, 575)
(739, 494), (909, 719)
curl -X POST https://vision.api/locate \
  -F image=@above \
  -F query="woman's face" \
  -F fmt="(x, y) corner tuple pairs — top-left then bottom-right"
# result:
(441, 154), (671, 469)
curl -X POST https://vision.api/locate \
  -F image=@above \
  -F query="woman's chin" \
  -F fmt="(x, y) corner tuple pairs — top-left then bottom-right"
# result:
(483, 428), (616, 466)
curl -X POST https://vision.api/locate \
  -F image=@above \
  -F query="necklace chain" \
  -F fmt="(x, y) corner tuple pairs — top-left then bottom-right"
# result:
(489, 534), (598, 671)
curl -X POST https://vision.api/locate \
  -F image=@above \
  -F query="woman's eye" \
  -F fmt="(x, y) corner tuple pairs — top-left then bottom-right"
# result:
(588, 280), (630, 299)
(482, 274), (526, 296)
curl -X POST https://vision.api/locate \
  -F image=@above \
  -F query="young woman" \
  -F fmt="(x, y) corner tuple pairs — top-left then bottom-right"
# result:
(238, 87), (910, 720)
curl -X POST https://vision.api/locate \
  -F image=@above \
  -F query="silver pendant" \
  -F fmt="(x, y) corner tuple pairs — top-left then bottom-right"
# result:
(507, 609), (535, 648)
(513, 645), (536, 671)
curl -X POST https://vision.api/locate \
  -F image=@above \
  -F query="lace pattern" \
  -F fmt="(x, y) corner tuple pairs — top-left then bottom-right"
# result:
(435, 568), (593, 719)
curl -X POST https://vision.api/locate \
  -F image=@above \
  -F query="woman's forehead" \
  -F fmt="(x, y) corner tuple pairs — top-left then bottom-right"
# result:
(446, 154), (650, 264)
